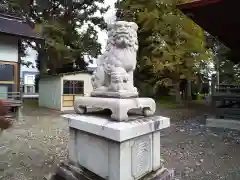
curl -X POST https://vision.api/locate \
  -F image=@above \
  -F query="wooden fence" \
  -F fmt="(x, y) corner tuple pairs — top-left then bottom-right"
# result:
(0, 92), (22, 119)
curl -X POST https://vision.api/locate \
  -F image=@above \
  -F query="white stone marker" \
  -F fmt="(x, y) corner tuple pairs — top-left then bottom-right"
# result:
(62, 114), (171, 180)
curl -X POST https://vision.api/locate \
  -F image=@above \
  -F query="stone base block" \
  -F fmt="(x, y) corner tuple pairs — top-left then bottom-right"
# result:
(52, 163), (175, 180)
(61, 114), (171, 180)
(73, 97), (156, 121)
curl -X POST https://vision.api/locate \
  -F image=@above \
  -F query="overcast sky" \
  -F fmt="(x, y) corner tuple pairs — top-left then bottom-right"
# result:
(22, 0), (117, 71)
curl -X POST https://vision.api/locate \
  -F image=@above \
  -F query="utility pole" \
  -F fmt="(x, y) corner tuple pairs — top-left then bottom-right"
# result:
(216, 55), (220, 85)
(214, 41), (220, 85)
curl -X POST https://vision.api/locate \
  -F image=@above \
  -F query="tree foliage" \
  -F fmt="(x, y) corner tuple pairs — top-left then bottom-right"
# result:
(116, 0), (213, 92)
(2, 0), (108, 74)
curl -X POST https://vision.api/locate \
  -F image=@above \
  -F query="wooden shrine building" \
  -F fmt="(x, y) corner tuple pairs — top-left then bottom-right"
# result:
(178, 0), (240, 128)
(0, 13), (42, 116)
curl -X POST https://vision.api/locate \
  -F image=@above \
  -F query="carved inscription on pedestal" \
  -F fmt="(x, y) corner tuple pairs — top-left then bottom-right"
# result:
(131, 135), (152, 179)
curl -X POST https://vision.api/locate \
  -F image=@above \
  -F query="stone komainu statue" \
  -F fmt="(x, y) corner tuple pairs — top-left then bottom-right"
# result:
(73, 21), (156, 120)
(91, 21), (139, 97)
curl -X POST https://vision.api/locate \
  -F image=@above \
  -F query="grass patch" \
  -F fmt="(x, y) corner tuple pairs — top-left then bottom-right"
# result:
(157, 96), (179, 108)
(194, 93), (206, 104)
(193, 99), (205, 105)
(23, 98), (39, 107)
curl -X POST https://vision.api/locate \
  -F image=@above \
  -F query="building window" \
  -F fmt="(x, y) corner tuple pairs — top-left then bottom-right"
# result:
(0, 64), (14, 81)
(0, 84), (16, 99)
(74, 81), (84, 94)
(24, 75), (35, 85)
(63, 80), (84, 95)
(26, 86), (34, 94)
(0, 85), (8, 99)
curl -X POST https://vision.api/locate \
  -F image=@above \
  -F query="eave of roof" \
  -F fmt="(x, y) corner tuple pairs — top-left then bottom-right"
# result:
(39, 71), (93, 79)
(177, 0), (240, 59)
(0, 13), (43, 40)
(177, 0), (223, 9)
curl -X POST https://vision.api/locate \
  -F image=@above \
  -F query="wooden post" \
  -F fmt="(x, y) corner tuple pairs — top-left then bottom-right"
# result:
(187, 80), (192, 100)
(17, 40), (22, 121)
(211, 74), (216, 96)
(175, 82), (181, 104)
(211, 74), (216, 107)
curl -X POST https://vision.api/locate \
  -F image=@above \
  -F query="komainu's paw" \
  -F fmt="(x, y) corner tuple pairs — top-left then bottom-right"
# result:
(95, 86), (108, 91)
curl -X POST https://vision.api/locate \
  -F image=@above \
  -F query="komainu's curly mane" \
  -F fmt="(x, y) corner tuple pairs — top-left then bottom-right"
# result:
(100, 21), (139, 72)
(105, 21), (138, 52)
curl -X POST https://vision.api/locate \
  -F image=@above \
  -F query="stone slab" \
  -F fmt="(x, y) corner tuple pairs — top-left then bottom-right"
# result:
(52, 163), (175, 180)
(73, 97), (156, 121)
(62, 114), (170, 142)
(154, 169), (175, 180)
(207, 117), (240, 131)
(91, 91), (139, 98)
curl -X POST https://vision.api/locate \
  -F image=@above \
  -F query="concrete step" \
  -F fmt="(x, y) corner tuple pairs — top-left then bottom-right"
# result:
(206, 117), (240, 131)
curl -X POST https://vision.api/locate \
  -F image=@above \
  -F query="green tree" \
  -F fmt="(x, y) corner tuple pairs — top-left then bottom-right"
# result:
(116, 0), (213, 100)
(33, 0), (108, 74)
(2, 0), (108, 74)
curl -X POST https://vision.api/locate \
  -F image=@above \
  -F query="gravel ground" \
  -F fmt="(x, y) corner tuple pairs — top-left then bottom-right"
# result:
(0, 103), (239, 180)
(161, 119), (240, 180)
(156, 102), (213, 121)
(0, 107), (68, 180)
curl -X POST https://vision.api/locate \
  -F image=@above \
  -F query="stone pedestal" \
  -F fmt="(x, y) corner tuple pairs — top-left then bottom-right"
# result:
(61, 114), (173, 180)
(74, 97), (156, 121)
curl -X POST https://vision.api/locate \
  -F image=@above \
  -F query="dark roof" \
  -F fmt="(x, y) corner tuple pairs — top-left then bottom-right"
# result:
(177, 0), (240, 57)
(40, 71), (92, 79)
(0, 13), (43, 40)
(177, 0), (222, 9)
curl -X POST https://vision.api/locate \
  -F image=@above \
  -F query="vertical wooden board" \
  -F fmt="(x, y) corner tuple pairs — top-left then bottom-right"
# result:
(63, 95), (74, 101)
(63, 100), (74, 107)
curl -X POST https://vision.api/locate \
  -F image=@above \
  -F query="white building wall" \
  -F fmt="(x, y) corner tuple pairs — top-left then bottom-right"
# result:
(0, 35), (18, 62)
(61, 73), (93, 111)
(39, 77), (62, 110)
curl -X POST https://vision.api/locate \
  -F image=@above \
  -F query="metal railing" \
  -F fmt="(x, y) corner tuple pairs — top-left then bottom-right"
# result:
(0, 92), (22, 107)
(0, 92), (21, 100)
